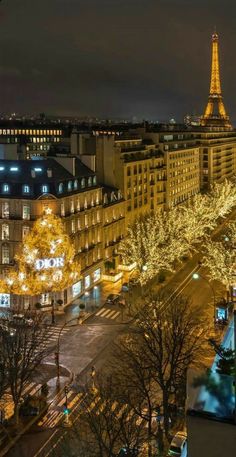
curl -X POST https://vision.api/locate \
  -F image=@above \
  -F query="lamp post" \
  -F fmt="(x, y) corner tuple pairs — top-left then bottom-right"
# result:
(192, 272), (216, 322)
(51, 298), (55, 325)
(55, 316), (79, 386)
(94, 286), (98, 308)
(141, 265), (148, 298)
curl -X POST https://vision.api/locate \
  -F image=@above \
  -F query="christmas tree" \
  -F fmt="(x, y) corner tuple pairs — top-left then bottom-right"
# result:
(0, 209), (81, 295)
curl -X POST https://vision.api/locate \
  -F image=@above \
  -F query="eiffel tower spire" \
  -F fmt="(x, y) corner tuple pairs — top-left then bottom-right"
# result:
(201, 32), (231, 129)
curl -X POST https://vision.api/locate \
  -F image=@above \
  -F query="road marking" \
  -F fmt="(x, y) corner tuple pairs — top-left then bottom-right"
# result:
(110, 311), (120, 319)
(100, 309), (112, 317)
(68, 392), (83, 409)
(95, 308), (106, 316)
(105, 310), (117, 318)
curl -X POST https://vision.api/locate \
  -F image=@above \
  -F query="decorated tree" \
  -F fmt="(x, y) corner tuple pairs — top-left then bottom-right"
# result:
(202, 221), (236, 289)
(119, 179), (236, 285)
(0, 210), (81, 296)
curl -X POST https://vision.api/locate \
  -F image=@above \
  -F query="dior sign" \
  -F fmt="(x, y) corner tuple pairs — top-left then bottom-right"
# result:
(35, 257), (64, 270)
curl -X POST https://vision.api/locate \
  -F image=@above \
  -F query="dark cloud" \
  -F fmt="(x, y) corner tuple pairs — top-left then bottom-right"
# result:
(0, 0), (235, 122)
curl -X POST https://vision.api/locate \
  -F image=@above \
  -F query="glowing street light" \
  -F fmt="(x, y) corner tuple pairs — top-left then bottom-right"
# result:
(192, 271), (216, 322)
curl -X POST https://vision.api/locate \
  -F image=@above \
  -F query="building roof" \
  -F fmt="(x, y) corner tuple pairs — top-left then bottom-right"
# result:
(0, 158), (99, 199)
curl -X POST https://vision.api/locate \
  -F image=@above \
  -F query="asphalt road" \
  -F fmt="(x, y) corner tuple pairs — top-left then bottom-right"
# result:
(6, 210), (235, 457)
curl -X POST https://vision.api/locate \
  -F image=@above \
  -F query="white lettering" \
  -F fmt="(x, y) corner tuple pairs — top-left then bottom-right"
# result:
(35, 257), (64, 270)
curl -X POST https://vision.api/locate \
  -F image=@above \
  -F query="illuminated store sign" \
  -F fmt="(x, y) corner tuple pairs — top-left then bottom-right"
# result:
(35, 257), (64, 270)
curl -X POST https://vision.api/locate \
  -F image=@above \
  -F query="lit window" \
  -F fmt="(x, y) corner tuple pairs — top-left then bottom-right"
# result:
(70, 200), (74, 214)
(34, 167), (42, 172)
(58, 183), (63, 193)
(22, 226), (30, 239)
(2, 244), (9, 264)
(74, 180), (78, 190)
(2, 224), (9, 240)
(68, 181), (72, 191)
(88, 177), (92, 187)
(93, 176), (97, 185)
(23, 185), (30, 194)
(22, 205), (30, 220)
(10, 167), (18, 172)
(3, 184), (9, 193)
(61, 202), (65, 217)
(42, 185), (48, 193)
(0, 167), (5, 171)
(2, 202), (9, 219)
(81, 178), (85, 188)
(71, 220), (75, 233)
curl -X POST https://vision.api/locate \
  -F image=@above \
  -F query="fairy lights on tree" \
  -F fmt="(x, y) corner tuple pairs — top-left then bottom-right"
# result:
(120, 179), (236, 284)
(0, 209), (81, 295)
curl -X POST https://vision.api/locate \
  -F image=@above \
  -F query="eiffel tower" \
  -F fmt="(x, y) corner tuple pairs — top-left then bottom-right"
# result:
(201, 31), (231, 129)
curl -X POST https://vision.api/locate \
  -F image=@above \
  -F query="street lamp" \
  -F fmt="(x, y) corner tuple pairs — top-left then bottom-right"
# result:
(94, 286), (98, 308)
(192, 272), (216, 322)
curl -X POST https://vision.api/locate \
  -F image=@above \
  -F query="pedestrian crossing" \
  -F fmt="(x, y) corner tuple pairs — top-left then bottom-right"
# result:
(95, 308), (121, 321)
(37, 384), (154, 432)
(37, 325), (71, 352)
(0, 381), (42, 422)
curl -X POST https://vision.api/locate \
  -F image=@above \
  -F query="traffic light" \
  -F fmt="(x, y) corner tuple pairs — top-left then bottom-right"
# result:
(63, 403), (70, 415)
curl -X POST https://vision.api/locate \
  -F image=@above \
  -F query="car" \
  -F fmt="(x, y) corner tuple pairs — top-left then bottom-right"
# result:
(105, 294), (121, 305)
(168, 431), (187, 456)
(118, 447), (139, 456)
(120, 282), (130, 292)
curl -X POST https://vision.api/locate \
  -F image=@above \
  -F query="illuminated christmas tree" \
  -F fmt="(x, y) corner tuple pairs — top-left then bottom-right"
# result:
(0, 209), (81, 295)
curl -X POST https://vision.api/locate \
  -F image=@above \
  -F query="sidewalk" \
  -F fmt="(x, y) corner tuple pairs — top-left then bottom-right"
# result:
(0, 363), (72, 457)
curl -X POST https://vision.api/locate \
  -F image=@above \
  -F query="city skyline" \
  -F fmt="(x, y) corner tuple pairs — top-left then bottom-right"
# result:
(0, 0), (236, 122)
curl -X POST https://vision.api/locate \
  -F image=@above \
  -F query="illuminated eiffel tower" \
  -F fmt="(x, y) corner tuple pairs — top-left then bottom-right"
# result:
(201, 31), (231, 129)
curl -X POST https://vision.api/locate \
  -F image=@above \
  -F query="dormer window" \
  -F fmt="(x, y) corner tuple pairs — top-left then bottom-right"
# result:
(93, 176), (97, 185)
(88, 177), (92, 187)
(42, 185), (49, 193)
(23, 185), (30, 194)
(81, 178), (85, 188)
(74, 180), (78, 190)
(68, 181), (72, 191)
(58, 183), (63, 193)
(3, 184), (9, 193)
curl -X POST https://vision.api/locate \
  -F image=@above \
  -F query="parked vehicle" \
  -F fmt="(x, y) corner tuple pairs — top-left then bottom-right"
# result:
(105, 294), (121, 305)
(118, 447), (139, 456)
(168, 431), (187, 456)
(120, 282), (130, 292)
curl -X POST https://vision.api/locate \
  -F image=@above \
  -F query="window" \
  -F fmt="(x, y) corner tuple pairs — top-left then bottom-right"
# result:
(85, 275), (90, 289)
(2, 224), (9, 240)
(10, 167), (18, 172)
(3, 184), (9, 193)
(68, 181), (72, 191)
(71, 220), (75, 233)
(93, 268), (101, 282)
(81, 178), (85, 188)
(22, 204), (30, 220)
(0, 293), (10, 308)
(2, 202), (9, 219)
(93, 176), (97, 185)
(23, 185), (30, 194)
(2, 244), (9, 264)
(58, 183), (63, 193)
(72, 280), (81, 297)
(22, 226), (30, 239)
(74, 180), (78, 190)
(70, 200), (74, 214)
(42, 185), (48, 193)
(88, 177), (92, 187)
(61, 202), (65, 217)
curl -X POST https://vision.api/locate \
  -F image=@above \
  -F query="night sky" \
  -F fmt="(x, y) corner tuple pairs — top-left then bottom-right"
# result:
(0, 0), (236, 122)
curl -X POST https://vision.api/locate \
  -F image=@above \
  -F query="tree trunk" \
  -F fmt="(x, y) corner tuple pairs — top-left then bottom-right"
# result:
(13, 403), (20, 426)
(162, 390), (170, 438)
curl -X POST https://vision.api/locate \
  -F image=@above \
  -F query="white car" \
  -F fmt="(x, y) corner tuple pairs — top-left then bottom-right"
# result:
(168, 431), (187, 456)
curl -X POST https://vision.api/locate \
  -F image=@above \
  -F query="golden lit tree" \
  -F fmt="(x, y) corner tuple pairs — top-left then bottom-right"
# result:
(0, 210), (81, 295)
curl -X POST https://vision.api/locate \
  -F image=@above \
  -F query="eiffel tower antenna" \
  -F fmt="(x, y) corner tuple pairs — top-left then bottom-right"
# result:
(201, 31), (231, 129)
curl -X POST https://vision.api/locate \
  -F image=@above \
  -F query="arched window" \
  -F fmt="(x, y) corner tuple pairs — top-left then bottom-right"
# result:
(58, 183), (63, 193)
(2, 184), (9, 193)
(2, 243), (9, 264)
(88, 177), (92, 187)
(2, 224), (9, 240)
(68, 181), (72, 191)
(93, 176), (97, 185)
(81, 178), (85, 188)
(74, 180), (78, 190)
(42, 185), (49, 193)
